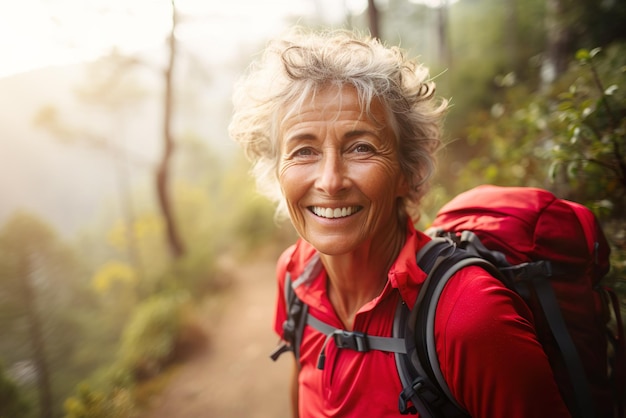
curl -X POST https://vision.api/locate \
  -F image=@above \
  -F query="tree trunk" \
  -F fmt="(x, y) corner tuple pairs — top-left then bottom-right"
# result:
(157, 0), (185, 259)
(367, 0), (380, 39)
(21, 255), (53, 418)
(504, 0), (519, 72)
(436, 0), (451, 68)
(541, 0), (571, 86)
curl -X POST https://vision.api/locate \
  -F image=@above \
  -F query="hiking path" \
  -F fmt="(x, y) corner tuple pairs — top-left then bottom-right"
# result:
(139, 254), (291, 418)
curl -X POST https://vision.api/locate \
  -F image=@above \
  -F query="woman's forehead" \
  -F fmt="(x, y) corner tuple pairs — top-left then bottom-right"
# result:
(280, 84), (387, 126)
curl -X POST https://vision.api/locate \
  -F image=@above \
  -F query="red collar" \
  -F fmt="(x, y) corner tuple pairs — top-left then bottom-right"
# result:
(286, 220), (430, 311)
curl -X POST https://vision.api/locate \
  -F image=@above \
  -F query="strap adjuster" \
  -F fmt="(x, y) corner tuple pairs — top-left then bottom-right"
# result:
(334, 330), (370, 352)
(398, 376), (448, 415)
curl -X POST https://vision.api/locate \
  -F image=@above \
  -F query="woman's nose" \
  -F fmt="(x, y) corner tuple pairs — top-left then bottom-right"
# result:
(315, 152), (349, 195)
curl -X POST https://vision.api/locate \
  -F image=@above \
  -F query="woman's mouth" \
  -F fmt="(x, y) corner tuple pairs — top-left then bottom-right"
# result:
(309, 206), (362, 219)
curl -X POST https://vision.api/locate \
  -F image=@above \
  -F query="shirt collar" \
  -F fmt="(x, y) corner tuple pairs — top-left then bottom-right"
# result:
(386, 220), (430, 308)
(288, 220), (430, 310)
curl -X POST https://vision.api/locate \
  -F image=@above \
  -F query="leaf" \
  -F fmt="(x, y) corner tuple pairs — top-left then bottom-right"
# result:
(596, 199), (613, 210)
(570, 127), (581, 144)
(605, 84), (618, 95)
(576, 49), (590, 62)
(557, 101), (573, 111)
(567, 161), (579, 178)
(548, 161), (560, 181)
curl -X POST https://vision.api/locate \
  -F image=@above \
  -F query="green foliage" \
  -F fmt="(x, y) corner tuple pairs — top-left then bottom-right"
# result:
(63, 382), (135, 418)
(116, 291), (192, 381)
(62, 290), (202, 417)
(232, 194), (286, 252)
(604, 219), (626, 296)
(547, 45), (626, 215)
(215, 154), (297, 257)
(0, 211), (98, 417)
(435, 42), (626, 218)
(0, 363), (34, 418)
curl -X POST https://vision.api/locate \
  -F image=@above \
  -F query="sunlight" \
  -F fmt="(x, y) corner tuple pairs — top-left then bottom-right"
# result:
(0, 0), (171, 78)
(0, 0), (329, 79)
(409, 0), (459, 7)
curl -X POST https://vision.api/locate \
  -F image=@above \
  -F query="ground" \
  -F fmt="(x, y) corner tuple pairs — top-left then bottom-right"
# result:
(138, 254), (291, 418)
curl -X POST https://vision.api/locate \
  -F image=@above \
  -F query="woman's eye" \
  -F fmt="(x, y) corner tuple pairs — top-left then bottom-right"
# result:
(293, 147), (315, 157)
(353, 143), (374, 153)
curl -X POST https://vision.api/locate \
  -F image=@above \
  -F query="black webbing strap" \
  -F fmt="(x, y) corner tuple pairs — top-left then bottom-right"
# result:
(605, 287), (626, 418)
(395, 237), (479, 417)
(270, 255), (322, 363)
(410, 241), (499, 417)
(532, 274), (596, 418)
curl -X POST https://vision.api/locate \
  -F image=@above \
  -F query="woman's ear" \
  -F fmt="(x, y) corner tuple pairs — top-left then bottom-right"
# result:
(396, 172), (411, 197)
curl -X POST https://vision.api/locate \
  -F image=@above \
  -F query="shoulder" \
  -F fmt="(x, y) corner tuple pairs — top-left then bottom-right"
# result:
(436, 266), (534, 337)
(276, 239), (318, 284)
(433, 266), (571, 417)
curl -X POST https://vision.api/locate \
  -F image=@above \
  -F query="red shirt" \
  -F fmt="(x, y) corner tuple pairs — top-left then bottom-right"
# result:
(274, 222), (571, 418)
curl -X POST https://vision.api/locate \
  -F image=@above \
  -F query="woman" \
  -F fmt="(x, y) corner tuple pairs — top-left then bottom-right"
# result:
(229, 28), (570, 418)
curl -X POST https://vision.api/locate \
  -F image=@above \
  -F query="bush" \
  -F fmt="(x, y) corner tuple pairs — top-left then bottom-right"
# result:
(0, 364), (33, 418)
(117, 291), (193, 380)
(64, 383), (135, 418)
(547, 45), (626, 216)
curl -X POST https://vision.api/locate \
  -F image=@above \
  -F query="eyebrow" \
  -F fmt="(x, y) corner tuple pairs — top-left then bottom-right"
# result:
(344, 129), (376, 140)
(283, 133), (317, 145)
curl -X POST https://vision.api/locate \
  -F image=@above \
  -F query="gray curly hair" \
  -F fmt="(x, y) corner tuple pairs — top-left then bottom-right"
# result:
(228, 27), (448, 221)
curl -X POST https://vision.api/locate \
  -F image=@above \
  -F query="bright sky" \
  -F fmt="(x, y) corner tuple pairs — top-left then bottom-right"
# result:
(0, 0), (454, 79)
(0, 0), (369, 79)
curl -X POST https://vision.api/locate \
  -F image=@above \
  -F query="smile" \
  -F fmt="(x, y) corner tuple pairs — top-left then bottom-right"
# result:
(310, 206), (362, 219)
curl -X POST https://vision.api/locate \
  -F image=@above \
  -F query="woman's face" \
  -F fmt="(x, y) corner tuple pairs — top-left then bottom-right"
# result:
(278, 86), (408, 256)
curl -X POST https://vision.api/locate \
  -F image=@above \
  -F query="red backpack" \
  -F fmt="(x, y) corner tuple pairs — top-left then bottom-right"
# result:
(272, 185), (626, 418)
(410, 185), (625, 418)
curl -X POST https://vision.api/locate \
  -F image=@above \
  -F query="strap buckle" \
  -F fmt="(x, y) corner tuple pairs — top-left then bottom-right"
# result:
(333, 330), (370, 352)
(398, 376), (449, 415)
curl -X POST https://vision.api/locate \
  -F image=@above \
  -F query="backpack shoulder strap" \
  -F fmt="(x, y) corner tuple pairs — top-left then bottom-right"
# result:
(270, 271), (309, 363)
(397, 236), (503, 417)
(270, 253), (323, 363)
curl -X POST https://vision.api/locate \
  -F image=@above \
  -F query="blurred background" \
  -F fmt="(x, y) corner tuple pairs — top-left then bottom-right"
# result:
(0, 0), (624, 417)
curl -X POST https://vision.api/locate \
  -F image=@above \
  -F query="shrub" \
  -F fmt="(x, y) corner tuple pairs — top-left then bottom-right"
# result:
(116, 291), (193, 380)
(63, 383), (135, 418)
(0, 364), (33, 418)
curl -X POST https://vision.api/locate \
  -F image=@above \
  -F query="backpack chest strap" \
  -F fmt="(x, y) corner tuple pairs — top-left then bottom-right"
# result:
(306, 313), (407, 369)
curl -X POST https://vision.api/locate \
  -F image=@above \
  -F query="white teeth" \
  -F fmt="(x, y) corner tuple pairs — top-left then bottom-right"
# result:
(312, 206), (358, 219)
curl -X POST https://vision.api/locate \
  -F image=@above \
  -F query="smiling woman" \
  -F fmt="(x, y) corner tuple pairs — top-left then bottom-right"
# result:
(277, 85), (408, 257)
(228, 27), (574, 418)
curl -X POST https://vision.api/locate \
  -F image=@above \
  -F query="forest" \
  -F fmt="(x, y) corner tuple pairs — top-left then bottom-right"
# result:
(1, 0), (625, 416)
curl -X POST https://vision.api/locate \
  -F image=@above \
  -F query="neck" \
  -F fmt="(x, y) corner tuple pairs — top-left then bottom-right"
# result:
(321, 223), (407, 330)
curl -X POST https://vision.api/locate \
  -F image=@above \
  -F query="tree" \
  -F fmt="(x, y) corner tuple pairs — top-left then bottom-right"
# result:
(0, 362), (33, 418)
(541, 0), (572, 86)
(157, 0), (185, 259)
(0, 212), (94, 418)
(0, 213), (58, 418)
(367, 0), (381, 39)
(35, 1), (187, 262)
(436, 0), (451, 68)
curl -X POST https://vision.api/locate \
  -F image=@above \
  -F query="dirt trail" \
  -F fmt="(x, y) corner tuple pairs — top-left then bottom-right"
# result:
(139, 255), (291, 418)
